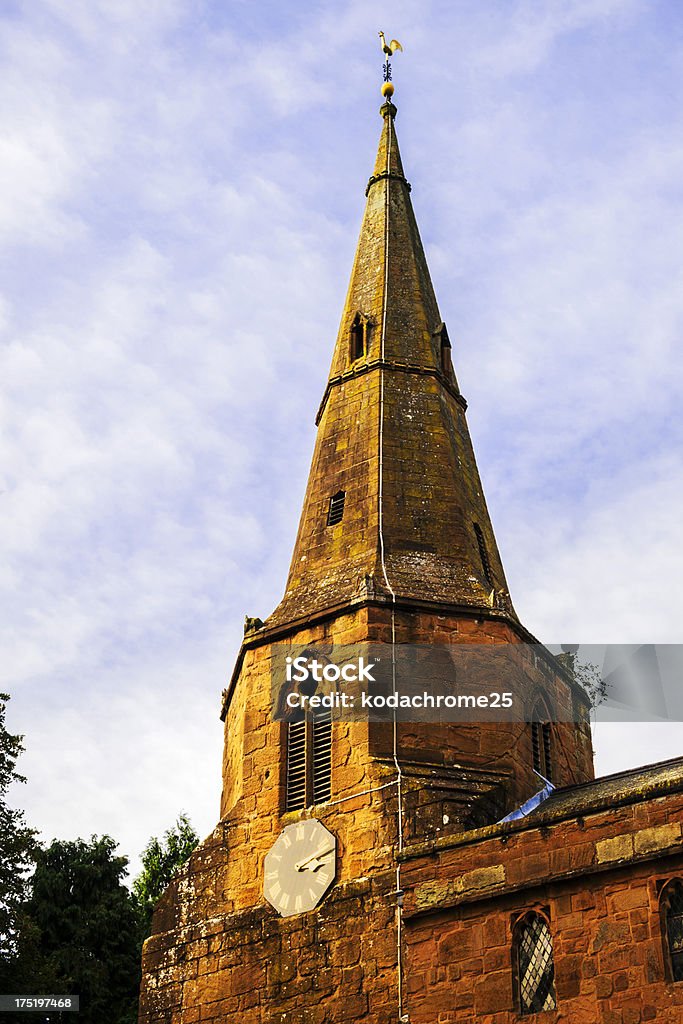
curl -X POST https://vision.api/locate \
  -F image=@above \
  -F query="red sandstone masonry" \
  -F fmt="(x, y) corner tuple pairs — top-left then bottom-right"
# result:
(402, 787), (683, 1023)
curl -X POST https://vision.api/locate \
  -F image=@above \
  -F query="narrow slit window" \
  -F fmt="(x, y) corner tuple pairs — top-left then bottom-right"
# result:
(663, 880), (683, 982)
(350, 313), (369, 362)
(327, 491), (346, 526)
(435, 322), (452, 375)
(473, 522), (493, 586)
(514, 913), (557, 1015)
(440, 328), (451, 373)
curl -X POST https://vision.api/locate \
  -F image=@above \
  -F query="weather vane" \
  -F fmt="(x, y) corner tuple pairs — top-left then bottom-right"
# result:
(378, 30), (403, 100)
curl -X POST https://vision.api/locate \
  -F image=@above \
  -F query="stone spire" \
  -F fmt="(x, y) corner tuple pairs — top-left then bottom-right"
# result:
(326, 100), (446, 381)
(267, 100), (515, 629)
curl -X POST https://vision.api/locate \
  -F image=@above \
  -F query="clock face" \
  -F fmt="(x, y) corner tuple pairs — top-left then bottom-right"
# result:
(263, 819), (336, 917)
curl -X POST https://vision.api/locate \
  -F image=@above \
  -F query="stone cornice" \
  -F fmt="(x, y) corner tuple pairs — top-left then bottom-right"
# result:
(219, 596), (579, 721)
(401, 779), (683, 920)
(365, 170), (412, 196)
(399, 755), (683, 868)
(314, 358), (467, 426)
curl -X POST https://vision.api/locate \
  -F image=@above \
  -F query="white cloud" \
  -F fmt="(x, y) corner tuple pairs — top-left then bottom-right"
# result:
(470, 0), (644, 77)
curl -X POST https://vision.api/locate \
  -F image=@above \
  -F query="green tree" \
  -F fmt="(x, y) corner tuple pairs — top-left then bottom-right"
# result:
(20, 836), (140, 1024)
(133, 813), (199, 933)
(0, 692), (38, 991)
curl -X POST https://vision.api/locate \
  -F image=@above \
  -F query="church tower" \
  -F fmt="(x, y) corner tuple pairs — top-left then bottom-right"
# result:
(139, 79), (598, 1024)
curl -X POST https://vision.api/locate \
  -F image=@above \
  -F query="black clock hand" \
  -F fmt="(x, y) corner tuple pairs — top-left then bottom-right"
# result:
(295, 845), (335, 872)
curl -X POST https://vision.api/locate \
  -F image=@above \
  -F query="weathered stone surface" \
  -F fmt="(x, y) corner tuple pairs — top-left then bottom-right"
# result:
(633, 822), (681, 855)
(597, 834), (634, 863)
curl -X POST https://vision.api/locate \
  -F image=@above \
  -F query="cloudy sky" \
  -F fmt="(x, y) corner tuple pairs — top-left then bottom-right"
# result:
(2, 0), (682, 877)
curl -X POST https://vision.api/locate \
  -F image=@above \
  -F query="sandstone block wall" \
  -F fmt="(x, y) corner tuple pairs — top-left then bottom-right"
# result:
(402, 785), (683, 1023)
(140, 872), (399, 1024)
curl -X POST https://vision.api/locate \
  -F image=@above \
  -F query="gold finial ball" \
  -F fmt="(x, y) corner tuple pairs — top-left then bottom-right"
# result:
(381, 81), (395, 99)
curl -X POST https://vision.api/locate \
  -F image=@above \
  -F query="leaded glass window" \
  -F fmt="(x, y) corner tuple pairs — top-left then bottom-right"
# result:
(663, 880), (683, 982)
(515, 913), (557, 1015)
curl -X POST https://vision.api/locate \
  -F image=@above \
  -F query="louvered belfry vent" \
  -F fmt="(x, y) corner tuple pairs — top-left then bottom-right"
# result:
(285, 710), (332, 810)
(516, 914), (557, 1015)
(542, 723), (553, 783)
(312, 710), (332, 804)
(285, 719), (307, 811)
(532, 722), (542, 774)
(532, 702), (553, 783)
(327, 491), (346, 526)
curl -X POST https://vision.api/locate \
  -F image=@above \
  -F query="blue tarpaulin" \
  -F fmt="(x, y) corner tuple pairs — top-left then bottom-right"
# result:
(497, 774), (555, 823)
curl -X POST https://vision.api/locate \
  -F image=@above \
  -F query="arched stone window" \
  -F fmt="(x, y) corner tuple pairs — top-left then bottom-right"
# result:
(513, 911), (557, 1015)
(661, 879), (683, 982)
(531, 699), (554, 784)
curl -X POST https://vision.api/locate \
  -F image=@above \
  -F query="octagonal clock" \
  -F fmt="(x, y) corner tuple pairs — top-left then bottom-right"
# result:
(263, 819), (336, 917)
